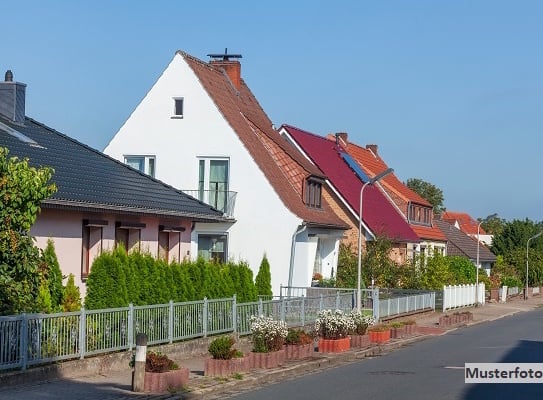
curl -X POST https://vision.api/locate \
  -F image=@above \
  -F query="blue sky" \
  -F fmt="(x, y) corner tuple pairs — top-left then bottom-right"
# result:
(3, 1), (542, 222)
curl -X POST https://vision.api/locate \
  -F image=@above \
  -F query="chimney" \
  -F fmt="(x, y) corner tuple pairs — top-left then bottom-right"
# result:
(366, 144), (378, 155)
(0, 70), (26, 124)
(335, 132), (349, 147)
(207, 48), (242, 90)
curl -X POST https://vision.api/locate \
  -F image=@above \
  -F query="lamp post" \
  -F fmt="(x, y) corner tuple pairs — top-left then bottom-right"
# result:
(526, 231), (543, 300)
(476, 213), (497, 306)
(357, 167), (394, 311)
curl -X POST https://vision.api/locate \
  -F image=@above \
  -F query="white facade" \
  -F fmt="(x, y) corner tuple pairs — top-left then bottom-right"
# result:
(104, 53), (329, 294)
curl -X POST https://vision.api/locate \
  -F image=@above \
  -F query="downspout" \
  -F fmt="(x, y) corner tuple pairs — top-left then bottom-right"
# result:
(288, 223), (307, 297)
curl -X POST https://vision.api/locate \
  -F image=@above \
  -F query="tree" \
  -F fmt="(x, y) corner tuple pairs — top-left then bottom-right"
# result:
(491, 219), (543, 265)
(0, 147), (57, 315)
(405, 178), (445, 214)
(255, 254), (273, 298)
(478, 214), (506, 235)
(41, 239), (64, 310)
(62, 273), (82, 312)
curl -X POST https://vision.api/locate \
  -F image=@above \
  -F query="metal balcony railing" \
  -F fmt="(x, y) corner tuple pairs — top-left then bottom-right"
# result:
(182, 190), (237, 218)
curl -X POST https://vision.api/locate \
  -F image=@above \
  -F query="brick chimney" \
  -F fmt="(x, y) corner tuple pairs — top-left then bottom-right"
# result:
(208, 49), (242, 90)
(366, 144), (378, 155)
(0, 70), (26, 124)
(335, 132), (349, 147)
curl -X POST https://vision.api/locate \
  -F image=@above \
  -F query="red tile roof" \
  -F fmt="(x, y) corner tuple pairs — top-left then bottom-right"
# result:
(411, 224), (447, 241)
(281, 125), (419, 242)
(441, 211), (486, 235)
(328, 135), (430, 206)
(180, 52), (347, 229)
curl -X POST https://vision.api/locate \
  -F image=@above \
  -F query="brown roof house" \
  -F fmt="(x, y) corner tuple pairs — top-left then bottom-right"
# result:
(104, 50), (348, 293)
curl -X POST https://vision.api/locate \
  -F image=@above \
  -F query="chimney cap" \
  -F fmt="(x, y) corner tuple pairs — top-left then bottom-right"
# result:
(5, 70), (13, 82)
(207, 48), (242, 61)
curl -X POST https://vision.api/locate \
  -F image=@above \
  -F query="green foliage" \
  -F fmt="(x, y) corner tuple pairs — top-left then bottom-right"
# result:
(405, 178), (445, 214)
(336, 243), (358, 288)
(479, 214), (506, 235)
(208, 336), (238, 360)
(85, 250), (259, 309)
(448, 256), (476, 284)
(41, 239), (64, 309)
(0, 147), (57, 315)
(62, 273), (82, 312)
(36, 281), (53, 313)
(255, 255), (273, 297)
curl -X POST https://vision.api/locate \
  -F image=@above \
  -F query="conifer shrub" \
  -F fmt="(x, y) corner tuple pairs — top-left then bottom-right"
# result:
(255, 254), (272, 298)
(62, 273), (82, 312)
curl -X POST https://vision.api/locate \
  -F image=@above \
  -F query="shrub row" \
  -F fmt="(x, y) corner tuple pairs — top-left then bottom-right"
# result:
(85, 248), (258, 310)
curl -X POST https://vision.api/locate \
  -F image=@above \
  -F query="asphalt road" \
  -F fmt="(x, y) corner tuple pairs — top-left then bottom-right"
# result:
(228, 309), (543, 400)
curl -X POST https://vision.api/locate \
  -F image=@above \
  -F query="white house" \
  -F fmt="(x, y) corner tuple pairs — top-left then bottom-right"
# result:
(104, 50), (347, 294)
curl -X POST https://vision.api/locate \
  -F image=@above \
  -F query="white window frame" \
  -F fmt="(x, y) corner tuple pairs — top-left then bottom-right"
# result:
(197, 157), (230, 212)
(124, 155), (156, 178)
(172, 97), (184, 119)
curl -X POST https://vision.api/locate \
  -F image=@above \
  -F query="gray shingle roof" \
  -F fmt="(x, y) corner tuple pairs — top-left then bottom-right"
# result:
(434, 219), (496, 262)
(0, 116), (231, 222)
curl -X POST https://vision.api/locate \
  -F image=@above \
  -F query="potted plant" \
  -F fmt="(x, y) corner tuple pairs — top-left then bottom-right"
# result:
(348, 310), (375, 348)
(143, 351), (189, 393)
(204, 336), (249, 377)
(249, 315), (288, 368)
(284, 328), (314, 359)
(367, 324), (391, 344)
(315, 309), (355, 353)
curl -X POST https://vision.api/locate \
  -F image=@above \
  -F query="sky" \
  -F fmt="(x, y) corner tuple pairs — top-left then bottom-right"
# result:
(2, 1), (542, 222)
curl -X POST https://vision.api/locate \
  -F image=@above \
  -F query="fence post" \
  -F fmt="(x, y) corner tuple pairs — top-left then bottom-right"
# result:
(301, 295), (305, 327)
(232, 295), (237, 333)
(132, 333), (147, 392)
(20, 313), (28, 370)
(442, 286), (446, 312)
(258, 297), (263, 316)
(203, 298), (208, 338)
(336, 291), (340, 310)
(79, 308), (86, 359)
(128, 303), (134, 351)
(280, 284), (283, 300)
(319, 293), (324, 312)
(168, 300), (174, 344)
(372, 288), (380, 320)
(280, 297), (286, 322)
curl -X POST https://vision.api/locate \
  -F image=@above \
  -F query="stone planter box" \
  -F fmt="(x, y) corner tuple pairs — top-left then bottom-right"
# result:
(368, 329), (391, 344)
(404, 323), (416, 336)
(284, 343), (313, 360)
(318, 337), (351, 353)
(350, 334), (371, 348)
(249, 349), (286, 369)
(439, 312), (473, 327)
(204, 355), (250, 377)
(144, 368), (189, 393)
(390, 326), (407, 339)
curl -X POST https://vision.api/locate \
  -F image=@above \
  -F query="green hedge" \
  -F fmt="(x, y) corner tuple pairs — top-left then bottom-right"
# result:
(85, 248), (258, 309)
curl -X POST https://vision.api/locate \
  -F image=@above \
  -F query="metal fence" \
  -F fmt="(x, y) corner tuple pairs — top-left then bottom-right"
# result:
(1, 291), (356, 372)
(378, 292), (435, 320)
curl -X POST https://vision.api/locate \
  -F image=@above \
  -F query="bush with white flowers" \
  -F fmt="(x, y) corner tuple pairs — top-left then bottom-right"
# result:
(250, 315), (288, 353)
(315, 309), (355, 340)
(348, 310), (376, 335)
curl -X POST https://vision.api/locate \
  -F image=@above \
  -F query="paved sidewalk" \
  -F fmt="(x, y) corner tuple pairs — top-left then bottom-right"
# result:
(1, 295), (541, 400)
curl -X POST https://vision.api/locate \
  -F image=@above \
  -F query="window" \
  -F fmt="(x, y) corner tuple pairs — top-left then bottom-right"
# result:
(198, 234), (228, 263)
(158, 225), (185, 262)
(124, 155), (156, 178)
(115, 222), (145, 252)
(172, 97), (184, 118)
(198, 158), (230, 213)
(305, 177), (323, 208)
(408, 203), (431, 226)
(81, 219), (107, 279)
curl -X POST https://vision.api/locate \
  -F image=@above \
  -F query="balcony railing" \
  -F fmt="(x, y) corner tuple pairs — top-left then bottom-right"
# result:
(182, 190), (237, 218)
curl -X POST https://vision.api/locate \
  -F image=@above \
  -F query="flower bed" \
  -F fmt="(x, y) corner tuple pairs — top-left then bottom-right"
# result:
(368, 325), (391, 344)
(318, 337), (351, 353)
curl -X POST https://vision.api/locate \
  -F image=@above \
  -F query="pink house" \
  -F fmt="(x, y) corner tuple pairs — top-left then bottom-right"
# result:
(0, 70), (233, 297)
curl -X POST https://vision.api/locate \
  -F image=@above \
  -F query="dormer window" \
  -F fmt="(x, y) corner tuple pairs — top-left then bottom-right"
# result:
(305, 177), (323, 208)
(408, 203), (432, 226)
(172, 97), (184, 118)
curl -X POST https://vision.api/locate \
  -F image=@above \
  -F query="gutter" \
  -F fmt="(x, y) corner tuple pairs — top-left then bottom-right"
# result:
(287, 223), (307, 297)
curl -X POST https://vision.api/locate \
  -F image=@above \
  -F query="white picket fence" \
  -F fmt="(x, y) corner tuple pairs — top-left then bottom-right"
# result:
(443, 283), (485, 311)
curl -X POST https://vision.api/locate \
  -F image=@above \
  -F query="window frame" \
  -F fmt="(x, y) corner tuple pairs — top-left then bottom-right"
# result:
(197, 233), (228, 263)
(304, 176), (323, 208)
(81, 219), (107, 279)
(115, 221), (145, 253)
(172, 97), (184, 119)
(124, 155), (156, 178)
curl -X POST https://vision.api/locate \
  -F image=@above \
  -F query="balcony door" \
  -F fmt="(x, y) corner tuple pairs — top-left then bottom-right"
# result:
(198, 158), (229, 213)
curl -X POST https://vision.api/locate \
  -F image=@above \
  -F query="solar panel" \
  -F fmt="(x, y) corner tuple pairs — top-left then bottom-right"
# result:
(341, 152), (370, 182)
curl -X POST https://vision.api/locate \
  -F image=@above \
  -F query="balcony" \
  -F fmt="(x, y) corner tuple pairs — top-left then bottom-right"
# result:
(182, 190), (237, 218)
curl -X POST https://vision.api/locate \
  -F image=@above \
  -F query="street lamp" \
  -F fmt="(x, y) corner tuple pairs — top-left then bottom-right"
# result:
(526, 231), (543, 300)
(357, 167), (394, 311)
(476, 213), (497, 306)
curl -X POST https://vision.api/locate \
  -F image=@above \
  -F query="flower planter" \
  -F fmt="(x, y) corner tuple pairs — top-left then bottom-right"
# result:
(284, 343), (313, 360)
(204, 356), (250, 377)
(390, 326), (407, 339)
(404, 323), (416, 335)
(144, 368), (189, 393)
(318, 337), (351, 353)
(350, 334), (371, 348)
(249, 349), (286, 369)
(368, 329), (391, 344)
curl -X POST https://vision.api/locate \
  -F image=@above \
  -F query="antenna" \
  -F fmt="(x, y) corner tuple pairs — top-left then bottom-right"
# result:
(207, 48), (242, 61)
